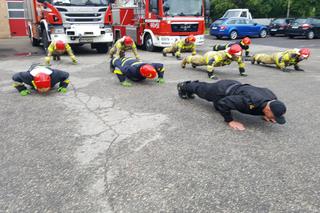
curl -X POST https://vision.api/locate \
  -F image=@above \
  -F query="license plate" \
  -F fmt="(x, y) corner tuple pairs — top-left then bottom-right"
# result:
(271, 29), (277, 31)
(212, 27), (217, 29)
(80, 37), (93, 43)
(292, 26), (298, 29)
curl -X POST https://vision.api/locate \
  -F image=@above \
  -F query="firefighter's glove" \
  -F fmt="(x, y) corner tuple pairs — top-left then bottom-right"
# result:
(45, 57), (51, 65)
(156, 77), (165, 84)
(175, 54), (182, 60)
(71, 56), (77, 64)
(121, 80), (132, 87)
(20, 89), (31, 96)
(58, 87), (67, 93)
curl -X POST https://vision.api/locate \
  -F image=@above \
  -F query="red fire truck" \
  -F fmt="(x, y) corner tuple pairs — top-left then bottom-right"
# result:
(109, 0), (210, 51)
(24, 0), (114, 53)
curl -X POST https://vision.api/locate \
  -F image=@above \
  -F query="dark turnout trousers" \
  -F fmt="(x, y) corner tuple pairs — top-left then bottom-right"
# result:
(184, 80), (241, 102)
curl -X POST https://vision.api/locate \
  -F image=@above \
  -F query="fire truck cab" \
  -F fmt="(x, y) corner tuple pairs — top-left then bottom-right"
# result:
(110, 0), (210, 51)
(24, 0), (114, 53)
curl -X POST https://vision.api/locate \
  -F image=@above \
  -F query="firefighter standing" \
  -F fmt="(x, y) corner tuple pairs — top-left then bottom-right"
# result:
(177, 80), (286, 131)
(12, 64), (70, 96)
(162, 35), (197, 59)
(45, 40), (77, 65)
(252, 48), (311, 71)
(181, 44), (247, 79)
(110, 57), (165, 87)
(109, 36), (140, 59)
(212, 37), (252, 57)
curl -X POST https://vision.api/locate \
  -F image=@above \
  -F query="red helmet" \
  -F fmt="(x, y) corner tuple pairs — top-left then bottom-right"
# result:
(242, 37), (251, 45)
(228, 44), (242, 56)
(33, 73), (51, 92)
(185, 35), (196, 43)
(140, 64), (158, 79)
(55, 40), (66, 51)
(299, 48), (311, 59)
(123, 36), (134, 46)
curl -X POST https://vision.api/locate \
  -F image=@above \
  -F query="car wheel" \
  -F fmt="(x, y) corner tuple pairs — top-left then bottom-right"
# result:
(259, 29), (267, 38)
(307, 31), (315, 39)
(229, 30), (238, 40)
(144, 34), (156, 52)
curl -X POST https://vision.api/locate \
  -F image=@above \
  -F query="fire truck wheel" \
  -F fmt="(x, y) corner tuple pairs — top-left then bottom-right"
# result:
(96, 43), (109, 53)
(28, 28), (40, 47)
(144, 34), (155, 52)
(42, 30), (49, 53)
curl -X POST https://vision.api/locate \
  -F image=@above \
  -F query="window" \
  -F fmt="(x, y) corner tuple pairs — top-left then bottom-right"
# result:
(237, 19), (246, 24)
(227, 20), (237, 25)
(240, 11), (247, 18)
(150, 0), (158, 14)
(7, 1), (25, 19)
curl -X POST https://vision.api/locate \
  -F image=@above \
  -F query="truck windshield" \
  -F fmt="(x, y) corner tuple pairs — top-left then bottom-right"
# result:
(52, 0), (108, 6)
(163, 0), (203, 16)
(222, 11), (241, 18)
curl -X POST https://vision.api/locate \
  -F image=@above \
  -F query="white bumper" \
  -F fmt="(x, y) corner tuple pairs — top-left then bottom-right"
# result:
(152, 35), (204, 47)
(50, 24), (113, 44)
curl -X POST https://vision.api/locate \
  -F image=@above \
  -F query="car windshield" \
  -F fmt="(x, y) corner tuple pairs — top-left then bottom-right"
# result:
(163, 0), (203, 16)
(222, 11), (241, 18)
(51, 0), (108, 6)
(293, 19), (308, 24)
(272, 19), (286, 24)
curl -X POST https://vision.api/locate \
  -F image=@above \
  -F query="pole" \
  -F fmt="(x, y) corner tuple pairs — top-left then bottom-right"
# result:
(287, 0), (291, 18)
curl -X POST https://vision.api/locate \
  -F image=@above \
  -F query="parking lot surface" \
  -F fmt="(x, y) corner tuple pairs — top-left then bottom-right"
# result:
(1, 36), (320, 212)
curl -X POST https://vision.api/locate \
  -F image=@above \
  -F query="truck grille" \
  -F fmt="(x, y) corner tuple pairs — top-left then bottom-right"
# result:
(171, 24), (198, 32)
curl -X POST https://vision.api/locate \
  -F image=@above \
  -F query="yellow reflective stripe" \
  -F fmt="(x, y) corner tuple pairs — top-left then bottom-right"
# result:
(160, 67), (165, 72)
(32, 80), (37, 89)
(64, 79), (70, 84)
(131, 62), (144, 66)
(12, 82), (24, 87)
(114, 69), (123, 75)
(112, 58), (118, 64)
(121, 57), (133, 66)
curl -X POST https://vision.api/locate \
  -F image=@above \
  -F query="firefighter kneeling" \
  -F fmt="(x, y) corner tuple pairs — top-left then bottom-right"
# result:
(110, 57), (165, 87)
(12, 65), (70, 96)
(109, 36), (140, 60)
(162, 35), (197, 60)
(252, 48), (311, 72)
(45, 40), (77, 65)
(181, 44), (247, 79)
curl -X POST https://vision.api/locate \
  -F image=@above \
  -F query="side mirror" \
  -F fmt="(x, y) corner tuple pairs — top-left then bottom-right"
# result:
(205, 0), (210, 16)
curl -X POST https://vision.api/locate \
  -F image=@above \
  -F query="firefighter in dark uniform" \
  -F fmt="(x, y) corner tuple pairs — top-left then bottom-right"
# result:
(110, 57), (165, 87)
(252, 48), (311, 71)
(12, 64), (70, 95)
(212, 37), (252, 57)
(177, 80), (286, 130)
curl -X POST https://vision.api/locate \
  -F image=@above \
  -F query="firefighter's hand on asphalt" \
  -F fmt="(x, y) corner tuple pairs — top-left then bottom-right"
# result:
(121, 80), (132, 87)
(45, 57), (51, 65)
(156, 78), (165, 84)
(20, 89), (31, 96)
(228, 121), (246, 131)
(263, 116), (276, 123)
(71, 56), (77, 64)
(58, 87), (67, 93)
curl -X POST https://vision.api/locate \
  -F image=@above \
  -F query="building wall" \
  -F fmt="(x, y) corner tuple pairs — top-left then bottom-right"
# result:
(0, 1), (11, 38)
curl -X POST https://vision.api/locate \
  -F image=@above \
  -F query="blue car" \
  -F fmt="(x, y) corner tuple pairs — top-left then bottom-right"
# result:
(210, 18), (268, 40)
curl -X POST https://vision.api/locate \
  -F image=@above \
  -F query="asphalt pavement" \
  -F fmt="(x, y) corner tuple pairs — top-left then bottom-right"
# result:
(1, 36), (320, 212)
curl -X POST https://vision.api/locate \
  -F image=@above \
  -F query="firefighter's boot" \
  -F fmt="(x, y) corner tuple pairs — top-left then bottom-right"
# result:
(181, 57), (187, 69)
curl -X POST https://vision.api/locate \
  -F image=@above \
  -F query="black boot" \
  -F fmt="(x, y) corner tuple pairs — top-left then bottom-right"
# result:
(294, 65), (304, 71)
(162, 50), (167, 57)
(57, 55), (61, 61)
(177, 81), (195, 99)
(208, 72), (217, 79)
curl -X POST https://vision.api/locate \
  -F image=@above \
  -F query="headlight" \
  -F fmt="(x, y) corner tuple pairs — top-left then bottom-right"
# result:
(105, 28), (112, 33)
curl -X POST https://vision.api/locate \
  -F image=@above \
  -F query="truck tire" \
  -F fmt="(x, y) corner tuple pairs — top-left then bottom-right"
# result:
(144, 34), (156, 52)
(229, 30), (238, 40)
(42, 30), (50, 53)
(28, 28), (40, 46)
(96, 43), (109, 53)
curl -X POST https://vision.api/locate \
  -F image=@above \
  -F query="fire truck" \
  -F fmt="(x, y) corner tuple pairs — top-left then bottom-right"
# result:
(24, 0), (114, 53)
(109, 0), (210, 51)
